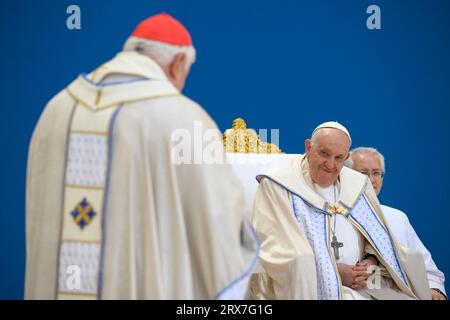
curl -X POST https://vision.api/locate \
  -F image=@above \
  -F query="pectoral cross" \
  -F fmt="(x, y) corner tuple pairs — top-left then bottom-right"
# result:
(331, 235), (343, 260)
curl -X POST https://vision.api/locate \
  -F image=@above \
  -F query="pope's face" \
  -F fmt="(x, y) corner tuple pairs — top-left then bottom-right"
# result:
(351, 152), (384, 195)
(305, 128), (350, 188)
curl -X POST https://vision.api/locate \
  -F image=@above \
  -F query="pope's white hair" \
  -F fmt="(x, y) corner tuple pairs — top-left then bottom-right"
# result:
(123, 36), (196, 71)
(345, 147), (386, 172)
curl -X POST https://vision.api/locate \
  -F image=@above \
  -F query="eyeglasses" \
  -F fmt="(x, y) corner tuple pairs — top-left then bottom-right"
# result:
(358, 170), (385, 178)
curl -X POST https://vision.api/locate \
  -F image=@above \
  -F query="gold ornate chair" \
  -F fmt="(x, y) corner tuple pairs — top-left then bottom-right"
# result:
(223, 118), (283, 154)
(222, 118), (299, 220)
(223, 118), (300, 297)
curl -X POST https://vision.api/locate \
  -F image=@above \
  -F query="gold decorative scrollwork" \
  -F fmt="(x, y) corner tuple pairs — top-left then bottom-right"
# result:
(223, 118), (283, 154)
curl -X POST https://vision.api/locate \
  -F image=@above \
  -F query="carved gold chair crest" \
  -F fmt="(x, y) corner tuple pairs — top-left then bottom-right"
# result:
(223, 118), (283, 154)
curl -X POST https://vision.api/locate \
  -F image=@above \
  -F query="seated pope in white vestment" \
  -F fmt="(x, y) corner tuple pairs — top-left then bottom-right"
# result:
(348, 147), (447, 300)
(25, 13), (258, 300)
(250, 122), (431, 300)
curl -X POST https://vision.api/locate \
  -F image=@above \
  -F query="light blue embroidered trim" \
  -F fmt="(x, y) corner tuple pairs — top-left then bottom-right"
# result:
(291, 194), (340, 300)
(348, 193), (408, 286)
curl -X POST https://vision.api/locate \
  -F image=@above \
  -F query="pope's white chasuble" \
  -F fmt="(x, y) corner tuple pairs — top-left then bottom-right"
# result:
(290, 189), (410, 299)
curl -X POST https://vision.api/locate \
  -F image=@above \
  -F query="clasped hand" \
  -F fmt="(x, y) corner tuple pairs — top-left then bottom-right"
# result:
(337, 258), (377, 290)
